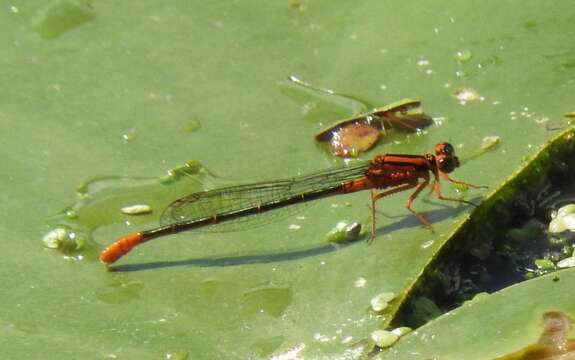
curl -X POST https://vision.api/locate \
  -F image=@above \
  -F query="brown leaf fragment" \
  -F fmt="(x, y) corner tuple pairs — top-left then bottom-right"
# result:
(494, 311), (575, 360)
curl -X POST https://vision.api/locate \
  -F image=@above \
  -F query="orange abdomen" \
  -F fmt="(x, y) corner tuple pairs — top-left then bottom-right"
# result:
(99, 232), (144, 264)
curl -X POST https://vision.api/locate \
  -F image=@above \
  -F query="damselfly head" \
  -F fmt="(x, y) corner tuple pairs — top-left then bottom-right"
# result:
(435, 143), (460, 173)
(435, 142), (455, 156)
(437, 155), (460, 173)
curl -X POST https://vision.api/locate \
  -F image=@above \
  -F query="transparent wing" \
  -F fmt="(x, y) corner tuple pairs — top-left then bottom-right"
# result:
(160, 161), (370, 232)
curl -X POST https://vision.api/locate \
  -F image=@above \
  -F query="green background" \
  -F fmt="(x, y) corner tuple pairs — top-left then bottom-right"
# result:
(1, 0), (574, 358)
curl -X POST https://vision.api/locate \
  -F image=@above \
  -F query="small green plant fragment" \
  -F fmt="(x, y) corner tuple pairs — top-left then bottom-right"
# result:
(460, 135), (501, 162)
(493, 311), (575, 360)
(120, 204), (152, 215)
(480, 136), (501, 151)
(183, 117), (202, 133)
(455, 49), (472, 62)
(42, 227), (85, 253)
(289, 1), (305, 11)
(42, 228), (67, 249)
(32, 0), (95, 40)
(370, 292), (396, 312)
(326, 221), (362, 243)
(371, 330), (399, 348)
(160, 160), (203, 183)
(564, 112), (575, 118)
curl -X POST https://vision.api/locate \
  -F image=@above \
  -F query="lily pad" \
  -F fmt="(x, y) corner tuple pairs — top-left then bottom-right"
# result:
(380, 270), (575, 359)
(3, 1), (575, 359)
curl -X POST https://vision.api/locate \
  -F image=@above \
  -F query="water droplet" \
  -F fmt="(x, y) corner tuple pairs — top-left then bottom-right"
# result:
(354, 277), (367, 288)
(455, 50), (472, 62)
(453, 88), (482, 103)
(417, 59), (430, 67)
(420, 240), (434, 249)
(122, 128), (136, 142)
(536, 117), (551, 125)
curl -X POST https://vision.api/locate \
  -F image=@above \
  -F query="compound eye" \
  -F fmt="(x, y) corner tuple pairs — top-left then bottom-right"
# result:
(435, 142), (455, 156)
(438, 156), (458, 173)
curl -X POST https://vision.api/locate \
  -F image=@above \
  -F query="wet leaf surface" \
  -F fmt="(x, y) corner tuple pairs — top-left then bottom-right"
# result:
(3, 1), (575, 359)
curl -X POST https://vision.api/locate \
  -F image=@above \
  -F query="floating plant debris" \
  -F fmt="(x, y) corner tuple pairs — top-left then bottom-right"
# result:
(44, 159), (210, 261)
(494, 311), (575, 360)
(42, 226), (86, 254)
(453, 88), (483, 103)
(327, 123), (380, 157)
(548, 203), (575, 234)
(42, 227), (68, 249)
(120, 204), (152, 215)
(183, 117), (202, 133)
(315, 99), (433, 157)
(480, 135), (501, 151)
(463, 135), (502, 161)
(325, 221), (363, 243)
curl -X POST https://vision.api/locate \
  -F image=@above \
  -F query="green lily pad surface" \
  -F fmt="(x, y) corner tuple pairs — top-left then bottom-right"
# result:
(2, 1), (575, 359)
(381, 269), (575, 360)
